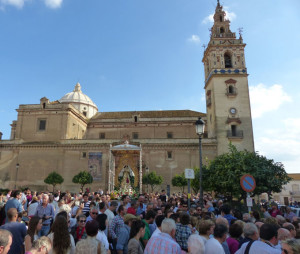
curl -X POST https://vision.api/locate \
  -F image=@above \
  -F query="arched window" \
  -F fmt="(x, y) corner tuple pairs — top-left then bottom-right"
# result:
(43, 103), (46, 109)
(228, 85), (234, 94)
(224, 52), (232, 68)
(219, 15), (222, 22)
(220, 27), (224, 33)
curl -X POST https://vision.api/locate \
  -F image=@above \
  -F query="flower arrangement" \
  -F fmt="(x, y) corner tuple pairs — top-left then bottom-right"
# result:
(111, 187), (139, 200)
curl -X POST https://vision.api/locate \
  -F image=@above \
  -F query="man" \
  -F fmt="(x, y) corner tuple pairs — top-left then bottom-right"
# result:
(236, 223), (281, 254)
(116, 214), (137, 254)
(99, 202), (106, 214)
(205, 224), (228, 254)
(261, 205), (271, 218)
(243, 213), (252, 223)
(275, 228), (291, 250)
(121, 195), (131, 209)
(136, 195), (146, 216)
(0, 229), (12, 254)
(0, 208), (26, 254)
(110, 205), (126, 253)
(150, 215), (165, 239)
(25, 236), (52, 254)
(144, 218), (181, 254)
(175, 212), (192, 252)
(86, 207), (99, 222)
(283, 222), (297, 238)
(159, 190), (167, 203)
(220, 204), (236, 225)
(215, 217), (230, 254)
(4, 190), (23, 222)
(238, 222), (260, 248)
(284, 207), (296, 222)
(82, 193), (91, 216)
(105, 201), (118, 226)
(141, 210), (156, 248)
(35, 194), (55, 236)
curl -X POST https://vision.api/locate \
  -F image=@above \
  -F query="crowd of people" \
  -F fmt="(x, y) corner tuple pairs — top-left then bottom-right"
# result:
(0, 188), (300, 254)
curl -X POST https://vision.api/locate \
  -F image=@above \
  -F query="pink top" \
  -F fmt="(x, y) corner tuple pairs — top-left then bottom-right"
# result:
(226, 237), (239, 254)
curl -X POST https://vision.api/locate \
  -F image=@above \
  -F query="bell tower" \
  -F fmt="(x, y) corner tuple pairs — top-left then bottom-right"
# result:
(202, 1), (254, 154)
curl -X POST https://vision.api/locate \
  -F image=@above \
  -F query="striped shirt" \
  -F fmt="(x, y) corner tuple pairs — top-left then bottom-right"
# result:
(144, 232), (181, 254)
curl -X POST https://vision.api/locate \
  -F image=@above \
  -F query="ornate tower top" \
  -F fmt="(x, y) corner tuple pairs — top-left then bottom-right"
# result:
(210, 1), (236, 41)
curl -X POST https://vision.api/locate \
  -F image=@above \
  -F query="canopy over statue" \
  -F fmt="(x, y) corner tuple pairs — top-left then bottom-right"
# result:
(109, 141), (142, 193)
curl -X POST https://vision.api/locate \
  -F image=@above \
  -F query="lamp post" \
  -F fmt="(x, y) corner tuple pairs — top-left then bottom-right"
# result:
(14, 163), (20, 189)
(195, 117), (205, 207)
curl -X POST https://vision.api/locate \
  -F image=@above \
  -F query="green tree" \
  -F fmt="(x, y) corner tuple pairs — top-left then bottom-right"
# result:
(72, 171), (93, 193)
(142, 171), (163, 192)
(205, 144), (291, 201)
(172, 173), (188, 193)
(44, 171), (64, 192)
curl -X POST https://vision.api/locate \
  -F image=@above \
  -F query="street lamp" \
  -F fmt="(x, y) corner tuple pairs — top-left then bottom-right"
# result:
(14, 163), (20, 189)
(195, 117), (205, 207)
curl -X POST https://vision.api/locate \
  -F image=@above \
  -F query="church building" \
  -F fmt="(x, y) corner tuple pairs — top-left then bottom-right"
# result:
(0, 2), (254, 192)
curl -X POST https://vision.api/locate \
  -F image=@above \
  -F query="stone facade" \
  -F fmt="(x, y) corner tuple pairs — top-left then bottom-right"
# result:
(0, 2), (254, 193)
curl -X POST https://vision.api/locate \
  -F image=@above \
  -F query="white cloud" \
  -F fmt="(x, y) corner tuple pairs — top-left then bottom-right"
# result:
(187, 35), (201, 44)
(202, 14), (214, 24)
(223, 6), (236, 22)
(0, 0), (63, 9)
(255, 118), (300, 173)
(202, 7), (236, 24)
(0, 0), (26, 8)
(249, 83), (292, 118)
(44, 0), (62, 9)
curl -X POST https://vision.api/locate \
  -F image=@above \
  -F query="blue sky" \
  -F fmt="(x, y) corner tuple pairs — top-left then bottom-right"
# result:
(0, 0), (299, 173)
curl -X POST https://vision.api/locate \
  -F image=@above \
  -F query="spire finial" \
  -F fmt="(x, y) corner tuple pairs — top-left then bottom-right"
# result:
(74, 82), (82, 92)
(217, 0), (220, 6)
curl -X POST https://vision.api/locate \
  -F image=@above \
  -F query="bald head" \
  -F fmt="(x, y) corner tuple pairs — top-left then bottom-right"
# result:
(216, 217), (229, 229)
(277, 228), (291, 241)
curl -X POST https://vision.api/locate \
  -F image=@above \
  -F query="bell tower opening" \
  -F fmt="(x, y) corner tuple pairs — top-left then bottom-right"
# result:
(224, 52), (232, 68)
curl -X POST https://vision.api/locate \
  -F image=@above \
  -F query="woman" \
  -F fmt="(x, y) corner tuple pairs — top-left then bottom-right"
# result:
(197, 219), (215, 244)
(75, 220), (106, 254)
(128, 220), (145, 254)
(281, 239), (300, 254)
(226, 223), (243, 254)
(71, 214), (87, 244)
(48, 215), (75, 254)
(24, 216), (43, 252)
(96, 214), (109, 252)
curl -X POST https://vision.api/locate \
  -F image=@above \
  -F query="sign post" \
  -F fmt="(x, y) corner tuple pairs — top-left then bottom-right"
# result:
(240, 174), (256, 213)
(185, 169), (195, 209)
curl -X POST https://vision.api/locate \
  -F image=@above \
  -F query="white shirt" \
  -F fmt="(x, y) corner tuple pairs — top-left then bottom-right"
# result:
(96, 230), (109, 250)
(235, 240), (281, 254)
(204, 238), (225, 254)
(104, 209), (115, 226)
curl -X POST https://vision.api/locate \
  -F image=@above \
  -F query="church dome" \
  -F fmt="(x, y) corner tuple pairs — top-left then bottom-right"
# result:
(59, 83), (98, 118)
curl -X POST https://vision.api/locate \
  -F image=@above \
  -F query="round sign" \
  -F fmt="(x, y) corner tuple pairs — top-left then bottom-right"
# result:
(240, 174), (256, 192)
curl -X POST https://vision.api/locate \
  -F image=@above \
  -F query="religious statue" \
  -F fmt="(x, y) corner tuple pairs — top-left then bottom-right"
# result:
(120, 166), (133, 194)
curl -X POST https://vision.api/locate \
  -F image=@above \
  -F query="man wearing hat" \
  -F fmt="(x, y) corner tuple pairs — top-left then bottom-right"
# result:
(116, 214), (138, 254)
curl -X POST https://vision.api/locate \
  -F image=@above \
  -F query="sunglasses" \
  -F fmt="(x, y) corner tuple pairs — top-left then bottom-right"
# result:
(80, 220), (86, 223)
(91, 212), (98, 215)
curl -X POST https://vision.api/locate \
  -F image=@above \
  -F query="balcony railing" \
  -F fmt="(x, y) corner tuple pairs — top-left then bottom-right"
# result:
(227, 130), (243, 138)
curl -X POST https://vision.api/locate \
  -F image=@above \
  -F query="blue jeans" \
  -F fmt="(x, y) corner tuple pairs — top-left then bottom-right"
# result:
(39, 224), (51, 236)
